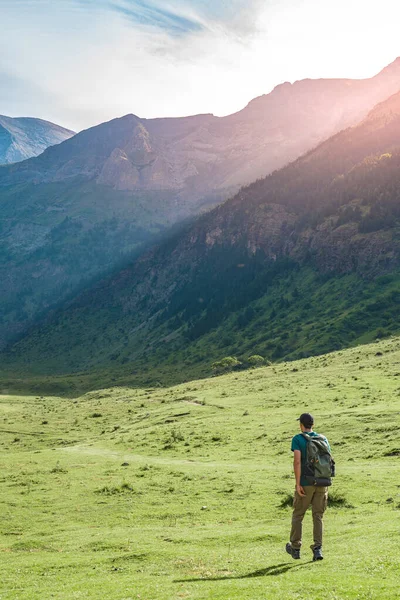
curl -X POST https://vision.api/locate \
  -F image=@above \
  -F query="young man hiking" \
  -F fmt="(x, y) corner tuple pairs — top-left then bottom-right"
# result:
(286, 413), (333, 561)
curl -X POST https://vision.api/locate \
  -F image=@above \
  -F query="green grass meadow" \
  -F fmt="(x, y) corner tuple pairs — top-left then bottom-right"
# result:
(1, 337), (400, 599)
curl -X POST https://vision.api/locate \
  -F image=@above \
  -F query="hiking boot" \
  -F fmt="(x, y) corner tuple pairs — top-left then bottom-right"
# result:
(312, 546), (323, 561)
(285, 542), (300, 559)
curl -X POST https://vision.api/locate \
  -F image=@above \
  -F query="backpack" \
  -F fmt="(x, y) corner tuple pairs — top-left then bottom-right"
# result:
(301, 433), (335, 487)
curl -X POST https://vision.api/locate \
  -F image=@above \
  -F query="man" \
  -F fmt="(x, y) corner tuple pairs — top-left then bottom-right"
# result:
(285, 412), (331, 561)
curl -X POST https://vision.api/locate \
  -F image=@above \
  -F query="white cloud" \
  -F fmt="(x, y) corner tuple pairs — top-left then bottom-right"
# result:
(0, 0), (400, 130)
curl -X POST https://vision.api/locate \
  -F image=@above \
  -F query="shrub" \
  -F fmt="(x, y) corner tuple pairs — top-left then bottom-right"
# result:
(211, 356), (242, 374)
(171, 428), (184, 442)
(50, 461), (68, 474)
(248, 355), (265, 367)
(163, 428), (185, 450)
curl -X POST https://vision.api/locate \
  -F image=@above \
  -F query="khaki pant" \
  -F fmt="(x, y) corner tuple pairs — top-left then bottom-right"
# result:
(290, 486), (328, 550)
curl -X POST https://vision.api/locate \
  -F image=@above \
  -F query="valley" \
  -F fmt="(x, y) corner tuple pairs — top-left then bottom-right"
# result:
(1, 338), (399, 599)
(2, 7), (400, 600)
(3, 59), (400, 353)
(4, 90), (400, 389)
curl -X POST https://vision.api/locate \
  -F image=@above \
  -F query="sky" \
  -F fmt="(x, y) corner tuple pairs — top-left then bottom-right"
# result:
(1, 0), (400, 131)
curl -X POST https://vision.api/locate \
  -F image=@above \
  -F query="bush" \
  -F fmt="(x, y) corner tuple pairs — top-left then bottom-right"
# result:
(248, 355), (266, 367)
(163, 428), (185, 450)
(211, 356), (242, 374)
(50, 461), (68, 474)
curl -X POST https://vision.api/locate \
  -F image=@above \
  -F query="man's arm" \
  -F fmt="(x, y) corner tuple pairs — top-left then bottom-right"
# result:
(325, 437), (331, 453)
(293, 449), (306, 497)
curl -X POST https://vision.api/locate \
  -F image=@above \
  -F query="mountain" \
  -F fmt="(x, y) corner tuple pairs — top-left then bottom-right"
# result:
(4, 89), (400, 385)
(0, 115), (75, 164)
(5, 58), (400, 193)
(2, 58), (400, 350)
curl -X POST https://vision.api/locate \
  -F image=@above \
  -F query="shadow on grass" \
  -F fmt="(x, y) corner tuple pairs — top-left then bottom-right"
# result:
(174, 560), (314, 582)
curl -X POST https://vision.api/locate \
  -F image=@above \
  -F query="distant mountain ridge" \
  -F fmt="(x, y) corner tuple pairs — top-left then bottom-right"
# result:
(0, 115), (75, 164)
(2, 57), (400, 350)
(5, 57), (400, 195)
(3, 88), (400, 383)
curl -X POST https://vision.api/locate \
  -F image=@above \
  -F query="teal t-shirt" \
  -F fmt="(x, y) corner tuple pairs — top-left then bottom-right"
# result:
(291, 431), (331, 486)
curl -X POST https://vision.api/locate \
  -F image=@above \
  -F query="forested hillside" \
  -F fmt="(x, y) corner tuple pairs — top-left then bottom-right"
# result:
(3, 91), (400, 389)
(2, 60), (400, 350)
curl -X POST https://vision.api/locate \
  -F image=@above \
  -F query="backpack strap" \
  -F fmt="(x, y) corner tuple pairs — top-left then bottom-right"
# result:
(301, 432), (326, 442)
(301, 432), (330, 453)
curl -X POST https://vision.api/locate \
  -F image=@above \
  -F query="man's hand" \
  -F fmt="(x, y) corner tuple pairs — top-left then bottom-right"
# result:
(296, 484), (306, 497)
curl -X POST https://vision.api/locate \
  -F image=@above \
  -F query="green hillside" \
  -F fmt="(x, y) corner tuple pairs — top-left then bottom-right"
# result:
(1, 338), (399, 599)
(3, 265), (400, 395)
(3, 92), (400, 387)
(0, 176), (194, 348)
(0, 112), (232, 349)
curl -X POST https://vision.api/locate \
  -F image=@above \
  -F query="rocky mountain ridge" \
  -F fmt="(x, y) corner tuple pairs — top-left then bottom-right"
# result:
(0, 115), (74, 164)
(2, 58), (400, 351)
(4, 89), (400, 380)
(4, 58), (400, 196)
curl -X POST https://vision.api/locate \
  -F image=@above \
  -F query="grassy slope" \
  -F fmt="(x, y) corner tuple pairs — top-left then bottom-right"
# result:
(148, 267), (400, 375)
(1, 337), (400, 599)
(3, 266), (400, 397)
(4, 154), (400, 384)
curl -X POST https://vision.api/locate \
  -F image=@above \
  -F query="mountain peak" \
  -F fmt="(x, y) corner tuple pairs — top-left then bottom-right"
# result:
(0, 114), (75, 164)
(376, 56), (400, 76)
(119, 113), (140, 121)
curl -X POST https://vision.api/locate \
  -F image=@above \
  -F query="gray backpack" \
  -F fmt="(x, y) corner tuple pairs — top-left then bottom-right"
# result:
(301, 433), (335, 486)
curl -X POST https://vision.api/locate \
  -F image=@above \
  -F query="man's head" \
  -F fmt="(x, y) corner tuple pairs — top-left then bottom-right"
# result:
(297, 412), (314, 431)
